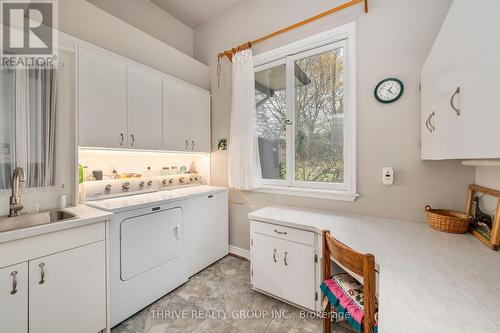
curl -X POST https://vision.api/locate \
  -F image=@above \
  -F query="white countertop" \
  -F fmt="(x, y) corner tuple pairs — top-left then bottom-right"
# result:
(249, 205), (500, 333)
(0, 205), (112, 244)
(85, 185), (227, 213)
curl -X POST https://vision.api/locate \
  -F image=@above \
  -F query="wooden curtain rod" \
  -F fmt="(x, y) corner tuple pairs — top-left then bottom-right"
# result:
(217, 0), (368, 61)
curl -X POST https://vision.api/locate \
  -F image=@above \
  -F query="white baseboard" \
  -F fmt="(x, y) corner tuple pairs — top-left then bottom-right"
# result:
(228, 245), (250, 260)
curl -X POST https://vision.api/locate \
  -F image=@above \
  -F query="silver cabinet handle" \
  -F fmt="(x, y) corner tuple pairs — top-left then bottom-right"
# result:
(185, 140), (189, 150)
(425, 116), (432, 133)
(274, 229), (287, 235)
(191, 141), (195, 150)
(10, 271), (18, 295)
(38, 263), (45, 284)
(429, 111), (435, 132)
(130, 134), (135, 146)
(120, 133), (124, 146)
(284, 251), (288, 266)
(273, 249), (277, 263)
(450, 87), (460, 116)
(426, 111), (436, 133)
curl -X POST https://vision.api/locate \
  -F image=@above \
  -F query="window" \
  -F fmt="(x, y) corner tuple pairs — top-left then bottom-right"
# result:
(254, 24), (356, 200)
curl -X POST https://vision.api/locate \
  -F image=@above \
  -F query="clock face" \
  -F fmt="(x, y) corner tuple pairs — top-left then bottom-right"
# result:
(375, 78), (404, 103)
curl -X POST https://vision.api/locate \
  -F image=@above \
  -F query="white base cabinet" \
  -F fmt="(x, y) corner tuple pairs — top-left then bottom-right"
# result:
(29, 241), (106, 333)
(0, 222), (107, 333)
(250, 221), (319, 311)
(0, 263), (28, 333)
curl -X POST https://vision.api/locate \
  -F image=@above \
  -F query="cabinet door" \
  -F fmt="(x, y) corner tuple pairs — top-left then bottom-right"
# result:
(185, 191), (228, 276)
(29, 241), (106, 333)
(251, 233), (284, 299)
(189, 88), (211, 152)
(278, 239), (316, 310)
(252, 232), (316, 310)
(0, 263), (28, 333)
(163, 78), (190, 151)
(127, 65), (163, 149)
(78, 47), (127, 148)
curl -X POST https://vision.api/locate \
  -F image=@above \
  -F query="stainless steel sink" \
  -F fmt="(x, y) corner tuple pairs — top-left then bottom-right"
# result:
(0, 209), (78, 233)
(47, 210), (77, 222)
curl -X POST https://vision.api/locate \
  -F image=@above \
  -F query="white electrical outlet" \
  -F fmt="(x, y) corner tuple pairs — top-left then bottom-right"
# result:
(383, 167), (394, 186)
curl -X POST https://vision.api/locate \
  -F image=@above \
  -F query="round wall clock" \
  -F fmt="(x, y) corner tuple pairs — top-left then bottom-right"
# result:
(374, 78), (404, 103)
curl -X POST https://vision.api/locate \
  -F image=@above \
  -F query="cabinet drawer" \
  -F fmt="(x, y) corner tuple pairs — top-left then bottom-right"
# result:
(251, 220), (314, 246)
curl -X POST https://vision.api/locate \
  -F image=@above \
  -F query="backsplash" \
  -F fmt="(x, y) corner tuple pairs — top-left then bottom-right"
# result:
(79, 148), (210, 183)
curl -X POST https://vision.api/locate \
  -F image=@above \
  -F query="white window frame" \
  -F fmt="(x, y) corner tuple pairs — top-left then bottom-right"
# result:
(253, 22), (357, 201)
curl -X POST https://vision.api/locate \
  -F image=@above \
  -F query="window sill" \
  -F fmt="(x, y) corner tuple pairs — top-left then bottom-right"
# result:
(248, 185), (359, 202)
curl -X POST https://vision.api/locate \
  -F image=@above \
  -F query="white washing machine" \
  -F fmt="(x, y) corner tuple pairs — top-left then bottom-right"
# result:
(83, 178), (198, 327)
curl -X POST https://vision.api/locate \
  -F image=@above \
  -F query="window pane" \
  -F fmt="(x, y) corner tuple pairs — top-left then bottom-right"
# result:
(294, 48), (345, 183)
(255, 64), (287, 180)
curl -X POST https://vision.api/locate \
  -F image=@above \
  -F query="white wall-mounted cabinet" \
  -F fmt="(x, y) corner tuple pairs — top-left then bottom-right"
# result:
(0, 222), (107, 333)
(127, 65), (163, 150)
(421, 0), (500, 159)
(163, 78), (211, 153)
(78, 46), (211, 153)
(78, 47), (127, 148)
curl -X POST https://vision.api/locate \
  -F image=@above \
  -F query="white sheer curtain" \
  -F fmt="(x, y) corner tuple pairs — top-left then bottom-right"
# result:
(228, 49), (262, 190)
(0, 67), (57, 189)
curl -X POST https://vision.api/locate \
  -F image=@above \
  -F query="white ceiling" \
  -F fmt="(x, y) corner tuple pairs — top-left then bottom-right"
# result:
(151, 0), (246, 28)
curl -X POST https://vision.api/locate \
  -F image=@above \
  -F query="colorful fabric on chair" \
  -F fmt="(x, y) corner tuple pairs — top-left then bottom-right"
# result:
(320, 273), (378, 333)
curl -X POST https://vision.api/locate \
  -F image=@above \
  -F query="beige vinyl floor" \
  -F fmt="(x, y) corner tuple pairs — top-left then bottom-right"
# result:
(112, 256), (352, 333)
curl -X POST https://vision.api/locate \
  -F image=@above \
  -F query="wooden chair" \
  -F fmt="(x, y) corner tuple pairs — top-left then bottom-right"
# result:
(322, 230), (377, 333)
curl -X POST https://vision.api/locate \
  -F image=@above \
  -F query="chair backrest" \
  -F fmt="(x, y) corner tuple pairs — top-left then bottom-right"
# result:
(322, 230), (376, 333)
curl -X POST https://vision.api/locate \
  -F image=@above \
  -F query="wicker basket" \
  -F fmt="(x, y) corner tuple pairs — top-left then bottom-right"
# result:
(425, 205), (473, 234)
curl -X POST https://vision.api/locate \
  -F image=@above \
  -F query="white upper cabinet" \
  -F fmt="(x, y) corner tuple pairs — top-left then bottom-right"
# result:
(78, 46), (211, 153)
(421, 0), (500, 159)
(163, 78), (211, 153)
(189, 88), (211, 153)
(127, 65), (163, 150)
(163, 78), (190, 151)
(78, 47), (127, 148)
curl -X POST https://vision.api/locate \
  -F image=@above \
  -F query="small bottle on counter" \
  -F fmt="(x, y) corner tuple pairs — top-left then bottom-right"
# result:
(60, 194), (67, 208)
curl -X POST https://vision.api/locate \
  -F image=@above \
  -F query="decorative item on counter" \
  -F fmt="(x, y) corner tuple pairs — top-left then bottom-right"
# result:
(180, 165), (187, 174)
(78, 164), (84, 184)
(112, 169), (118, 179)
(92, 170), (103, 181)
(425, 205), (473, 234)
(466, 184), (500, 251)
(218, 138), (227, 151)
(60, 194), (67, 208)
(162, 167), (170, 176)
(171, 166), (178, 175)
(473, 195), (493, 231)
(189, 161), (197, 173)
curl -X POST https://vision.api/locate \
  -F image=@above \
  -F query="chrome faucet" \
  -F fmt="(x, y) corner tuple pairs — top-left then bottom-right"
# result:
(9, 167), (26, 217)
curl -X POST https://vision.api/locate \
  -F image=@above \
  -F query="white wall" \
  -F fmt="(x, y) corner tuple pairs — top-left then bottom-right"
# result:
(194, 0), (475, 250)
(86, 0), (194, 57)
(59, 0), (209, 89)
